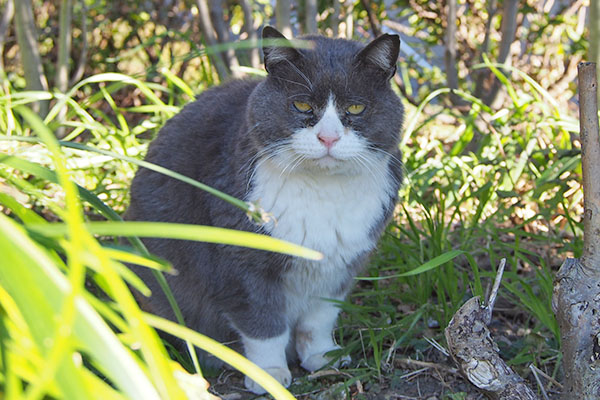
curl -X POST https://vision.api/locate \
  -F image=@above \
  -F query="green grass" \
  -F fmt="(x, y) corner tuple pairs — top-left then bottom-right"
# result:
(0, 34), (583, 400)
(0, 79), (303, 399)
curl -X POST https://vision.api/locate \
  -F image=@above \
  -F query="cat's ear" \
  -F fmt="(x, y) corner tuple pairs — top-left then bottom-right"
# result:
(355, 34), (400, 80)
(262, 26), (301, 73)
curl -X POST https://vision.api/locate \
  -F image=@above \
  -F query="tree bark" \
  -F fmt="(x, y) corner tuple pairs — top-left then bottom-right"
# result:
(0, 0), (15, 72)
(275, 0), (292, 38)
(552, 62), (600, 399)
(14, 0), (49, 116)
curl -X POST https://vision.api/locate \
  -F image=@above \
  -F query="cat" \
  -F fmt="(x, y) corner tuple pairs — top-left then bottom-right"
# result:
(125, 26), (404, 394)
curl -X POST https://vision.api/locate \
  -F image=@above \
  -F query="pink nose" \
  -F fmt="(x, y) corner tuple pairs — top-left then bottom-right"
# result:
(318, 132), (340, 149)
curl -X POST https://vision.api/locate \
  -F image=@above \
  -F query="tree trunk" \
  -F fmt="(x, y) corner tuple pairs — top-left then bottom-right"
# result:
(342, 0), (354, 38)
(305, 0), (318, 34)
(209, 0), (241, 78)
(474, 0), (497, 99)
(55, 0), (72, 138)
(0, 0), (15, 72)
(240, 0), (259, 69)
(70, 0), (88, 86)
(552, 62), (600, 399)
(444, 0), (462, 105)
(14, 0), (49, 116)
(56, 0), (72, 93)
(482, 0), (518, 106)
(196, 0), (230, 80)
(331, 0), (341, 36)
(275, 0), (292, 38)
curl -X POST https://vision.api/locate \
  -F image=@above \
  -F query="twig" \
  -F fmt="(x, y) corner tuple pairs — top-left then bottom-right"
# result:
(359, 0), (381, 37)
(395, 358), (458, 375)
(529, 365), (550, 400)
(307, 369), (353, 380)
(424, 336), (449, 357)
(528, 364), (563, 390)
(400, 367), (429, 380)
(485, 257), (506, 323)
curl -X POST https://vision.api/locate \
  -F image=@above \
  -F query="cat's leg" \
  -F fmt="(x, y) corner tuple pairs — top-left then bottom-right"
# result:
(228, 278), (292, 394)
(240, 328), (292, 394)
(295, 299), (349, 372)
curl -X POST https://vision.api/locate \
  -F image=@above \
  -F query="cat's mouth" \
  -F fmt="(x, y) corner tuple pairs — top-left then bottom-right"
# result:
(315, 154), (338, 166)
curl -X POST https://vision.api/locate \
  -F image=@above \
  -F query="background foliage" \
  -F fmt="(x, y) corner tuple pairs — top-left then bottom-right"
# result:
(0, 0), (589, 398)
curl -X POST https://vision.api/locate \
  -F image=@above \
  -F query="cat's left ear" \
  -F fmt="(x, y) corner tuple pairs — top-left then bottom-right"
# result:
(355, 34), (400, 80)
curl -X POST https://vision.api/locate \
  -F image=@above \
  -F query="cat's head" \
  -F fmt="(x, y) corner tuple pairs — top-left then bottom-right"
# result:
(246, 27), (403, 176)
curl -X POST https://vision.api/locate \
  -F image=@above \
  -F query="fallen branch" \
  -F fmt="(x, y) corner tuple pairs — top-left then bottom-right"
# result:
(445, 259), (539, 399)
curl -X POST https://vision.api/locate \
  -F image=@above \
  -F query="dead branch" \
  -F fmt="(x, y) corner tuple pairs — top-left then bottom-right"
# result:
(445, 259), (539, 399)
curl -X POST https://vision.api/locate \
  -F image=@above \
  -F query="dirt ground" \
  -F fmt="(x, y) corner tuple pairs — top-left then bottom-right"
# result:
(208, 362), (488, 400)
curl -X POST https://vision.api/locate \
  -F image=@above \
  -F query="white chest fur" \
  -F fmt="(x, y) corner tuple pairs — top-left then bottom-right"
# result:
(247, 156), (394, 307)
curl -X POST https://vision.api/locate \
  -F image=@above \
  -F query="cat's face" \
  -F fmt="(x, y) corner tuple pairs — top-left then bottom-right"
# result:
(247, 27), (403, 176)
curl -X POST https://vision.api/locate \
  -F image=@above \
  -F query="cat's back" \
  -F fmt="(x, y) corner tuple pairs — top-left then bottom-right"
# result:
(144, 79), (260, 174)
(127, 79), (260, 224)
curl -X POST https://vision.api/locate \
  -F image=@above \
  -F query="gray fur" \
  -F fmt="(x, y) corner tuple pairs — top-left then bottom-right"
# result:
(125, 27), (404, 367)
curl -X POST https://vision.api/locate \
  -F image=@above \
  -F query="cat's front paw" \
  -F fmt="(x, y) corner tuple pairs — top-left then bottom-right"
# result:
(244, 367), (292, 395)
(300, 348), (351, 372)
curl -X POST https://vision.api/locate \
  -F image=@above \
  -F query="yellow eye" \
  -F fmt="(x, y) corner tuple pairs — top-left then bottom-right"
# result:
(346, 104), (365, 115)
(293, 101), (313, 113)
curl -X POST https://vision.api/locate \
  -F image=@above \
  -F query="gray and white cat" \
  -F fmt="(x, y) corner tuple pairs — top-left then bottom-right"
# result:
(126, 26), (404, 394)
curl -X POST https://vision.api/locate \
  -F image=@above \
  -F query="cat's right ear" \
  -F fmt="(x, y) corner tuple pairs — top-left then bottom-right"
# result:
(262, 26), (300, 73)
